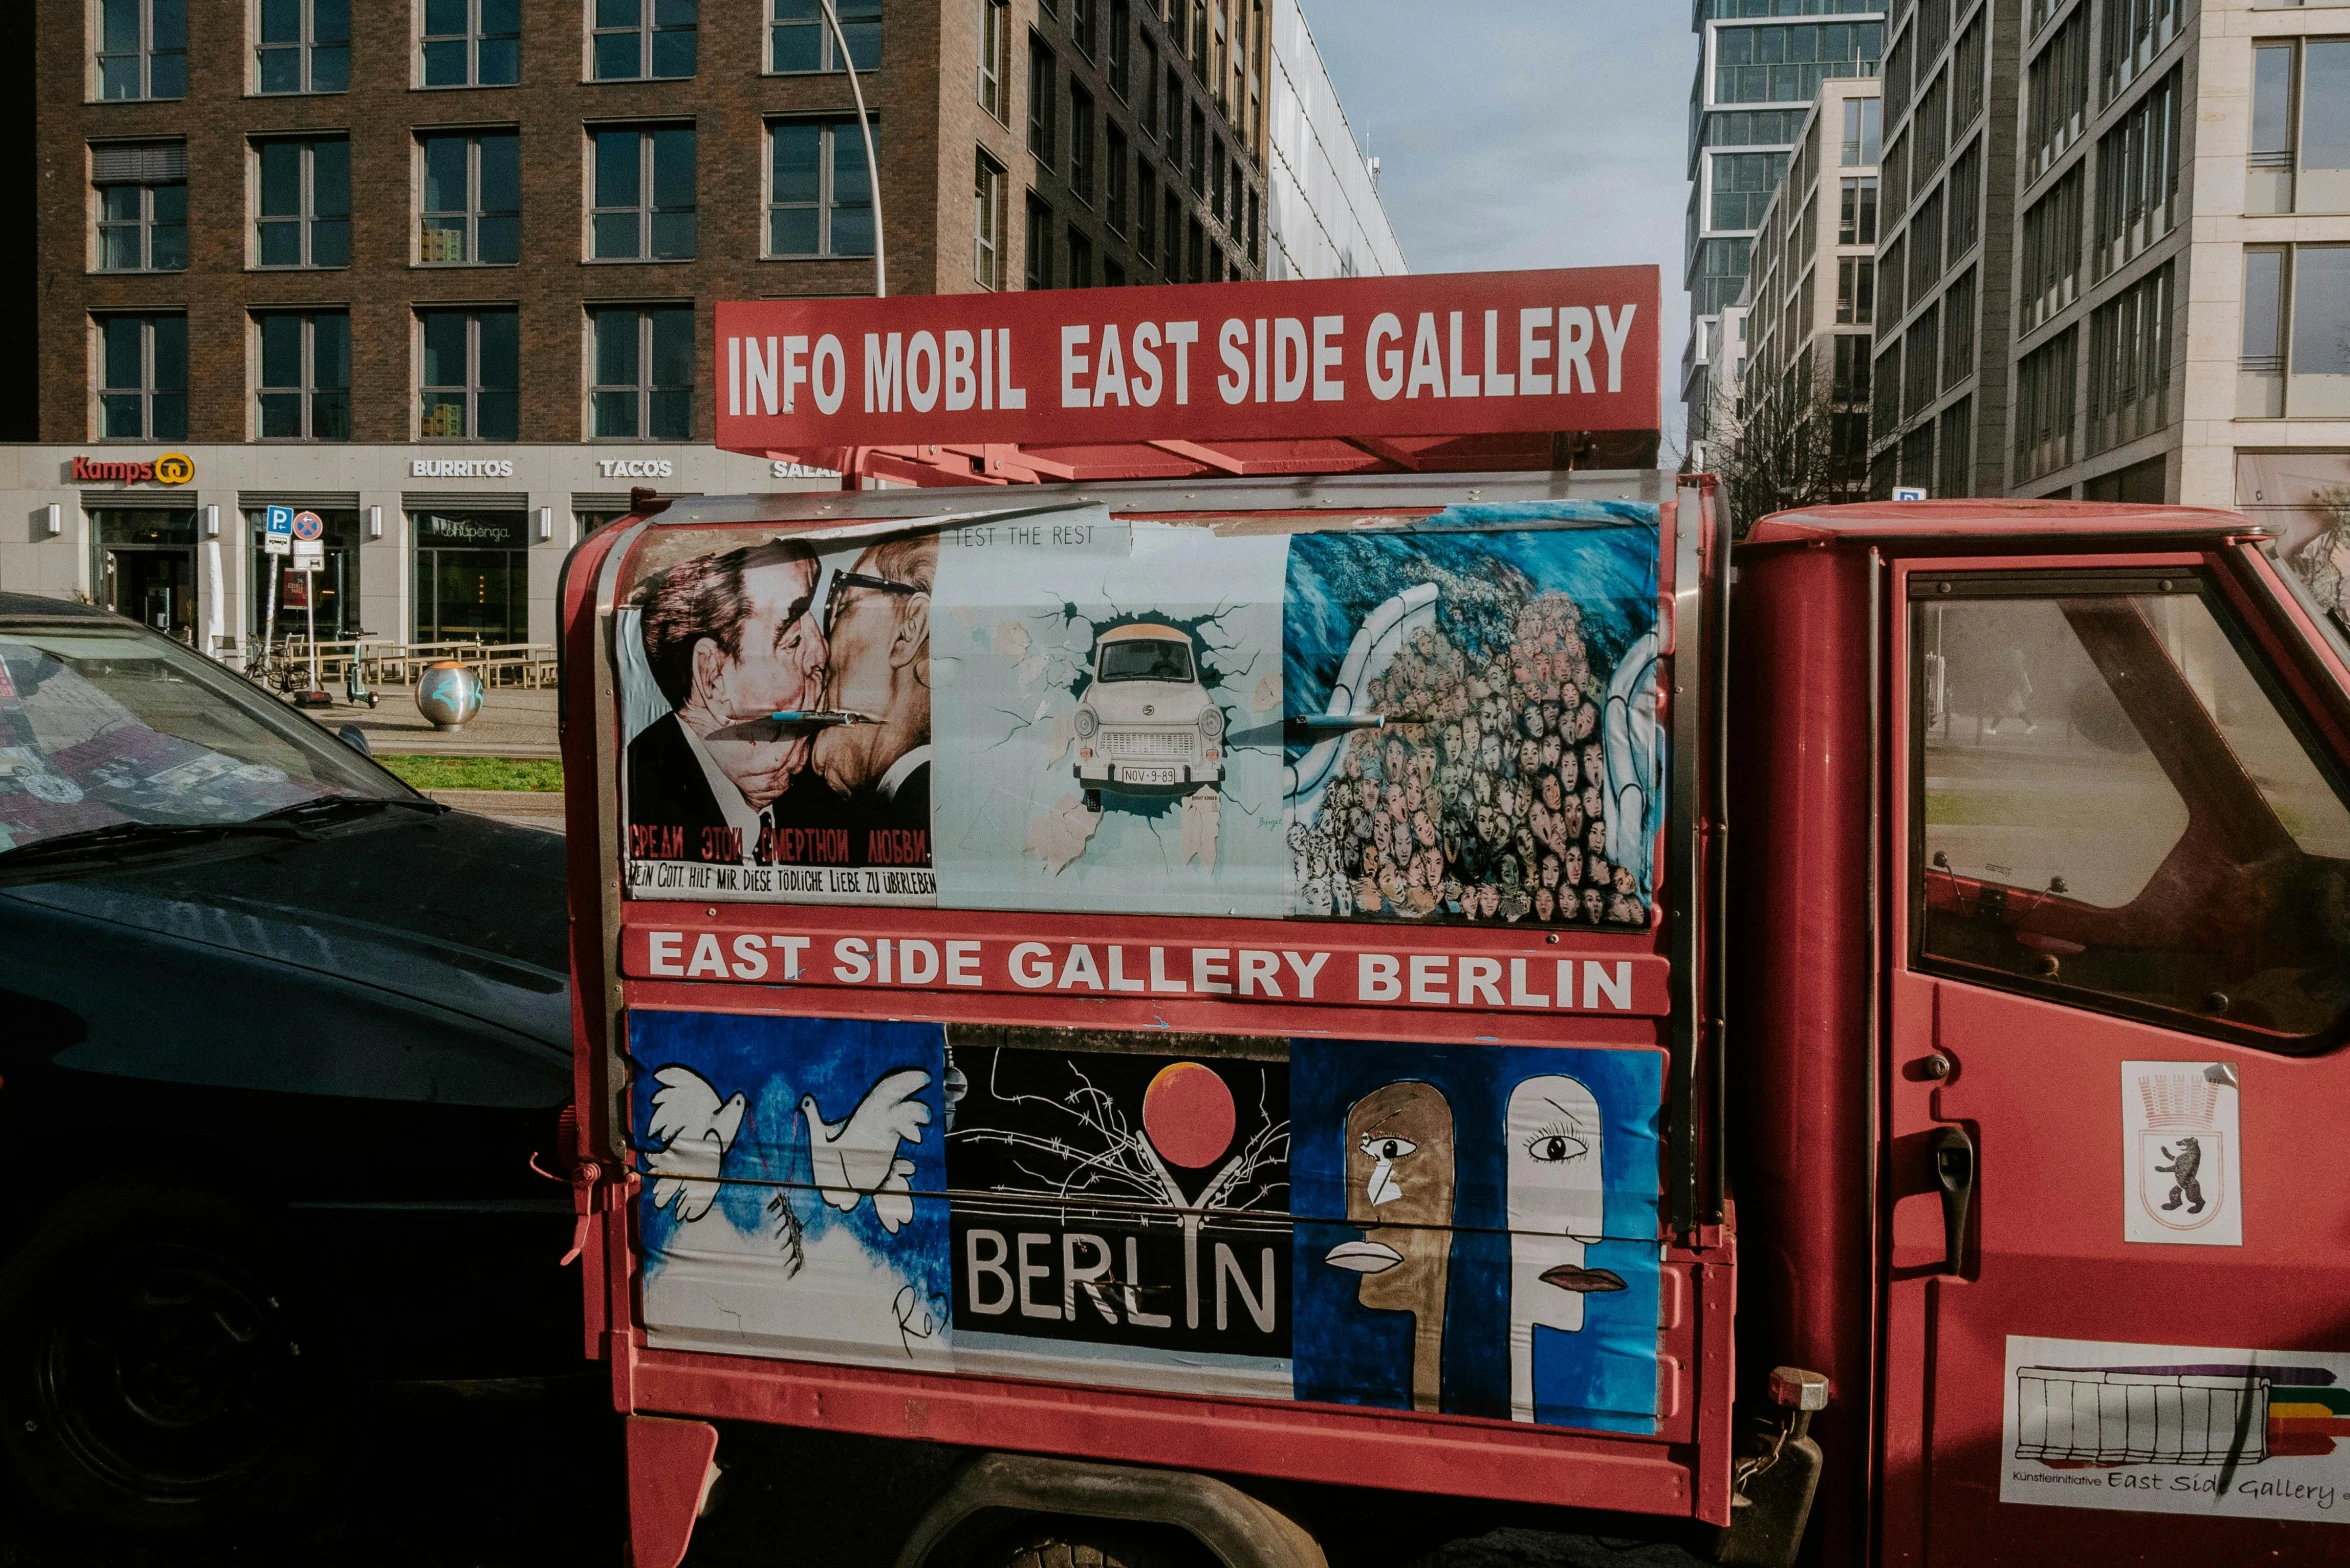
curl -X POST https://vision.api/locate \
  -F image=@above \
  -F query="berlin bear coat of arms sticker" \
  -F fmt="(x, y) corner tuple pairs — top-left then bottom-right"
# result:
(2121, 1061), (2242, 1247)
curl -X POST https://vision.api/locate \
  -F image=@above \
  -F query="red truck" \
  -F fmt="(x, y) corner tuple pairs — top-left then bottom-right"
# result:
(557, 270), (2350, 1567)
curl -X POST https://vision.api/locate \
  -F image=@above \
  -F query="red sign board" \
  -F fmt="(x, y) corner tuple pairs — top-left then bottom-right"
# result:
(715, 266), (1659, 454)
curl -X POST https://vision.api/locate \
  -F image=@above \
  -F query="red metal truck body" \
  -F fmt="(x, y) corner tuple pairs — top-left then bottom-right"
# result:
(553, 270), (2350, 1568)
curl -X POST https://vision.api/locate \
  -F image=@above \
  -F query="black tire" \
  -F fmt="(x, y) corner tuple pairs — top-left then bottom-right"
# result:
(992, 1521), (1216, 1568)
(1083, 790), (1103, 814)
(0, 1183), (340, 1537)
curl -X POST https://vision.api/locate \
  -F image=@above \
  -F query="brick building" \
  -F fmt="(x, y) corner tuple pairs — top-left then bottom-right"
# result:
(2, 0), (1387, 654)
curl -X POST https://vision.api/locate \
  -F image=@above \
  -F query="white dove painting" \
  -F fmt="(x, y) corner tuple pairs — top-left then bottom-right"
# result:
(631, 1011), (954, 1374)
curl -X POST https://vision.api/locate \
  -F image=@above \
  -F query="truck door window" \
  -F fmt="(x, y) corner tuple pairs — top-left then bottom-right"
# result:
(1914, 577), (2350, 1044)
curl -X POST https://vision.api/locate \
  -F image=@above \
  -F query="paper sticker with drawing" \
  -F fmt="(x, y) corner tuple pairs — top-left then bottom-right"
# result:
(618, 528), (937, 906)
(630, 1011), (953, 1370)
(929, 508), (1289, 915)
(2002, 1335), (2350, 1522)
(2122, 1061), (2242, 1247)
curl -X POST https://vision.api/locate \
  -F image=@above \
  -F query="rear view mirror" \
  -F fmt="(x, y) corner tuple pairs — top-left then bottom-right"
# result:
(336, 724), (372, 757)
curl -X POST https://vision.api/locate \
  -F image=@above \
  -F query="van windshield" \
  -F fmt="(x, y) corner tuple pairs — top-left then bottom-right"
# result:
(0, 623), (408, 853)
(1097, 638), (1194, 684)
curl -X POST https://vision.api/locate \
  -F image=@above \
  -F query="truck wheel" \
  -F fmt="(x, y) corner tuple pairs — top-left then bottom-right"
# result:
(0, 1184), (336, 1537)
(993, 1523), (1215, 1568)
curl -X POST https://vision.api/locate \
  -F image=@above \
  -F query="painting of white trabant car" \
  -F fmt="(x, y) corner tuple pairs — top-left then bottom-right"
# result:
(1071, 623), (1226, 811)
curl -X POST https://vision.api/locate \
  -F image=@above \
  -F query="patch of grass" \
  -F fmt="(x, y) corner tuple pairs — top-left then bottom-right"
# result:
(378, 755), (565, 792)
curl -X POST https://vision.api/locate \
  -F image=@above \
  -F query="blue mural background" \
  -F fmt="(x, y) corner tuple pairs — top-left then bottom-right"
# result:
(628, 1011), (951, 1314)
(1289, 1040), (1664, 1432)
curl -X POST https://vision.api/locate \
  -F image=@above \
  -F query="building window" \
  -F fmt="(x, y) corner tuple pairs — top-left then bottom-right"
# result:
(979, 0), (1006, 119)
(1951, 12), (1986, 134)
(592, 0), (696, 81)
(1108, 0), (1130, 98)
(1186, 214), (1204, 281)
(421, 0), (522, 88)
(1838, 175), (1877, 244)
(1105, 127), (1128, 234)
(1900, 423), (1934, 491)
(1946, 138), (1980, 260)
(93, 142), (186, 272)
(254, 311), (349, 440)
(1904, 302), (1940, 417)
(2100, 0), (2179, 107)
(2018, 165), (2083, 331)
(1136, 166), (1157, 272)
(1935, 398), (1971, 497)
(256, 0), (347, 94)
(96, 314), (186, 440)
(2091, 67), (2180, 284)
(1070, 86), (1096, 204)
(1161, 187), (1178, 277)
(1835, 255), (1873, 325)
(768, 118), (875, 258)
(1871, 337), (1900, 437)
(419, 307), (519, 440)
(1163, 62), (1180, 143)
(1712, 20), (1884, 107)
(975, 152), (1005, 289)
(1246, 187), (1259, 264)
(2240, 245), (2350, 419)
(1029, 36), (1059, 166)
(1840, 96), (1880, 167)
(772, 0), (878, 73)
(1942, 266), (1976, 390)
(2013, 325), (2079, 481)
(1190, 0), (1207, 72)
(2241, 247), (2287, 418)
(589, 305), (691, 440)
(255, 137), (351, 268)
(2086, 260), (2172, 454)
(1073, 0), (1097, 59)
(2249, 41), (2345, 217)
(1711, 152), (1789, 232)
(1025, 195), (1053, 289)
(1907, 187), (1943, 302)
(97, 0), (185, 101)
(592, 125), (696, 261)
(2025, 9), (2090, 183)
(1832, 332), (1870, 405)
(1878, 234), (1904, 328)
(1914, 71), (1947, 176)
(420, 130), (520, 265)
(1188, 105), (1206, 192)
(1210, 141), (1225, 222)
(1067, 224), (1094, 287)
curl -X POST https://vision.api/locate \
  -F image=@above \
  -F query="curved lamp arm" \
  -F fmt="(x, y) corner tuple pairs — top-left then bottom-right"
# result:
(820, 0), (887, 299)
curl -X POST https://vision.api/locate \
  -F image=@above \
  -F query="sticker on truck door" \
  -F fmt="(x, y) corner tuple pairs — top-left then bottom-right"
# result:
(2002, 1336), (2350, 1521)
(2121, 1061), (2242, 1247)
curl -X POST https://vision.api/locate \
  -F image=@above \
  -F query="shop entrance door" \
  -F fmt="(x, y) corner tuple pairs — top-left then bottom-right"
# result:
(93, 509), (200, 642)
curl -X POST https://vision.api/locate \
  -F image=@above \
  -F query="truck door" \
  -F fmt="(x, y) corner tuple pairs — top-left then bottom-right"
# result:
(1882, 561), (2350, 1564)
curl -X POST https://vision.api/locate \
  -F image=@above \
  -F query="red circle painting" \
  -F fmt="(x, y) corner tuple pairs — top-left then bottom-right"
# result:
(1141, 1062), (1236, 1169)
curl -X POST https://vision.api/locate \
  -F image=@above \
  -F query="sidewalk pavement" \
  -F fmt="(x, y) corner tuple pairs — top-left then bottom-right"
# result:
(342, 683), (562, 758)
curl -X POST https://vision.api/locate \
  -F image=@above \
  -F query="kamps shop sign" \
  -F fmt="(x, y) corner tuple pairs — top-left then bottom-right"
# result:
(713, 267), (1661, 451)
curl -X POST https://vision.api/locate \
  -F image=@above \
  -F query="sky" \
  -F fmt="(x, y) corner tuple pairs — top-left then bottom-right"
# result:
(1310, 1), (1694, 449)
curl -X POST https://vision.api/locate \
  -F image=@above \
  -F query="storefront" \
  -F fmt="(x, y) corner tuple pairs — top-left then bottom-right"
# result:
(246, 504), (362, 641)
(0, 445), (840, 661)
(91, 505), (200, 642)
(410, 506), (532, 645)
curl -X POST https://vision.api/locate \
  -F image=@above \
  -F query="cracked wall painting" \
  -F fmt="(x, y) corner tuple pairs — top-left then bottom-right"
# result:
(2001, 1336), (2350, 1523)
(1289, 1039), (1663, 1432)
(931, 507), (1289, 915)
(618, 528), (937, 906)
(1282, 503), (1663, 926)
(944, 1035), (1292, 1398)
(630, 1010), (954, 1369)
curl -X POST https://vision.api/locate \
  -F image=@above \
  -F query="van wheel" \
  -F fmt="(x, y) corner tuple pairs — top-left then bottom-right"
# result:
(1083, 790), (1103, 814)
(0, 1185), (336, 1536)
(992, 1522), (1216, 1568)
